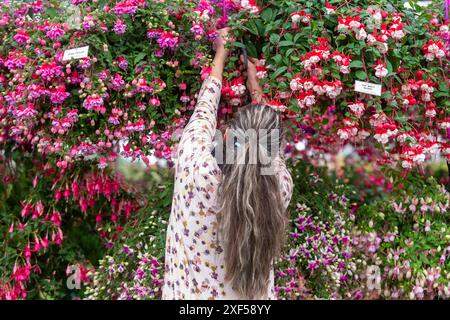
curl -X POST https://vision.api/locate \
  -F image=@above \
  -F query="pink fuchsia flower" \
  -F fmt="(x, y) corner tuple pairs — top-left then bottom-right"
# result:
(157, 32), (180, 49)
(147, 28), (162, 39)
(44, 23), (65, 41)
(71, 0), (89, 4)
(50, 86), (70, 104)
(83, 15), (95, 30)
(36, 62), (63, 81)
(114, 19), (127, 35)
(13, 30), (30, 45)
(190, 22), (204, 36)
(149, 96), (160, 107)
(14, 103), (38, 119)
(180, 93), (190, 103)
(83, 95), (104, 111)
(113, 0), (138, 15)
(78, 57), (91, 69)
(4, 53), (27, 70)
(110, 74), (125, 91)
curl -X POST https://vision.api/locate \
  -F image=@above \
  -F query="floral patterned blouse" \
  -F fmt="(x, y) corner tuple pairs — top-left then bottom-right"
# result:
(162, 76), (293, 300)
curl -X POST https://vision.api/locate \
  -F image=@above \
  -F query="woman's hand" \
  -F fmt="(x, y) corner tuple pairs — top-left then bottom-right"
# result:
(211, 28), (234, 81)
(213, 28), (233, 54)
(241, 56), (267, 104)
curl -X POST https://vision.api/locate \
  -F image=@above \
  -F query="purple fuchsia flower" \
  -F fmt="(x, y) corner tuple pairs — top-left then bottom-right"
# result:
(147, 28), (162, 39)
(113, 1), (138, 15)
(37, 62), (63, 81)
(44, 23), (65, 41)
(117, 56), (128, 70)
(83, 95), (104, 111)
(190, 22), (204, 36)
(13, 30), (30, 45)
(50, 87), (70, 104)
(157, 32), (180, 49)
(83, 15), (95, 30)
(71, 0), (89, 5)
(114, 19), (127, 35)
(79, 57), (91, 69)
(110, 74), (125, 91)
(14, 103), (38, 119)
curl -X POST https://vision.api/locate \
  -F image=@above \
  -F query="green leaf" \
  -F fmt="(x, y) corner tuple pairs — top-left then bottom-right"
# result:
(278, 40), (294, 47)
(233, 41), (247, 49)
(261, 8), (274, 22)
(381, 91), (393, 99)
(272, 66), (288, 79)
(355, 70), (367, 80)
(349, 60), (363, 68)
(269, 34), (280, 45)
(134, 52), (147, 65)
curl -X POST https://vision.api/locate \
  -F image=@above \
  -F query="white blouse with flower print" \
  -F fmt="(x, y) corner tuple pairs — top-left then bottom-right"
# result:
(162, 76), (293, 300)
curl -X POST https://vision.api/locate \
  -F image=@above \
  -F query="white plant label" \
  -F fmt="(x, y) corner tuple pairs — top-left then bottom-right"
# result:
(62, 46), (89, 61)
(354, 80), (382, 96)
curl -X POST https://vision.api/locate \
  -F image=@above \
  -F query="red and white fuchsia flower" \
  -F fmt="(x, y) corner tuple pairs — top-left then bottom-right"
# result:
(422, 40), (446, 61)
(372, 59), (388, 78)
(267, 100), (287, 112)
(331, 52), (352, 74)
(290, 11), (312, 28)
(348, 101), (366, 118)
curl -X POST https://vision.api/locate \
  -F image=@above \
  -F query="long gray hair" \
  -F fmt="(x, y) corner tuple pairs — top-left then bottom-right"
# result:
(217, 104), (288, 298)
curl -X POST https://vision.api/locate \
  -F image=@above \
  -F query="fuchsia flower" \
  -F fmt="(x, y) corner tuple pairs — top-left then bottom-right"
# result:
(331, 52), (352, 74)
(325, 2), (336, 15)
(14, 103), (38, 119)
(157, 32), (180, 49)
(50, 86), (70, 104)
(267, 100), (287, 112)
(44, 23), (65, 41)
(422, 40), (446, 61)
(82, 15), (95, 30)
(83, 95), (104, 112)
(348, 101), (366, 117)
(13, 29), (29, 45)
(147, 28), (162, 39)
(372, 59), (388, 78)
(117, 56), (128, 70)
(71, 0), (89, 4)
(110, 74), (125, 91)
(338, 16), (362, 32)
(237, 0), (260, 13)
(113, 0), (138, 15)
(114, 19), (127, 35)
(373, 123), (398, 144)
(290, 11), (311, 28)
(190, 22), (204, 36)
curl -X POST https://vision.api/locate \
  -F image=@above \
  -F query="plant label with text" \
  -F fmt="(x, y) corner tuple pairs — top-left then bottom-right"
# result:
(62, 46), (89, 61)
(354, 80), (382, 96)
